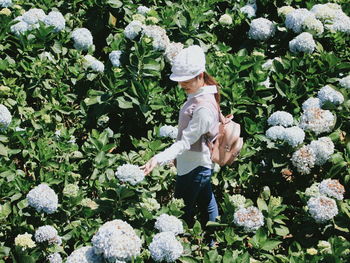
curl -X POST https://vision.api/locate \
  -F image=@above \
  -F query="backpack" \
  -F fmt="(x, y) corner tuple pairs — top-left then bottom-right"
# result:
(206, 109), (244, 166)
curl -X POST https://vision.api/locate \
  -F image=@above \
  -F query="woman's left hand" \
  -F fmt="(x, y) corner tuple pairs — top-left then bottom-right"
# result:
(140, 157), (158, 176)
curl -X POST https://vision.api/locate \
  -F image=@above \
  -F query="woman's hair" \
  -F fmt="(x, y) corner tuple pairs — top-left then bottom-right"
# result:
(200, 72), (221, 105)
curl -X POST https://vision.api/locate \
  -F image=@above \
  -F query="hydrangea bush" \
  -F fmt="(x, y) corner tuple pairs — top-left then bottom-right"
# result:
(0, 0), (349, 262)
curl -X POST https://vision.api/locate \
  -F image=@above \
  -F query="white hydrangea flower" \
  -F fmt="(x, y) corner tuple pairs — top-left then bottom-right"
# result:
(233, 206), (264, 232)
(47, 253), (62, 263)
(267, 111), (294, 127)
(165, 42), (184, 65)
(265, 125), (285, 141)
(137, 6), (150, 15)
(317, 85), (344, 106)
(91, 219), (142, 263)
(63, 183), (79, 197)
(142, 25), (170, 51)
(132, 14), (146, 23)
(283, 126), (305, 147)
(140, 197), (160, 212)
(278, 6), (295, 17)
(319, 179), (345, 200)
(0, 104), (12, 129)
(317, 240), (332, 253)
(159, 125), (178, 139)
(155, 214), (184, 235)
(289, 32), (316, 54)
(71, 28), (93, 51)
(44, 11), (65, 32)
(339, 75), (350, 89)
(66, 246), (103, 263)
(302, 17), (324, 35)
(124, 20), (143, 40)
(299, 108), (335, 135)
(10, 16), (29, 36)
(82, 55), (104, 72)
(26, 183), (58, 214)
(34, 225), (61, 245)
(229, 194), (246, 208)
(305, 182), (320, 197)
(326, 12), (350, 34)
(109, 50), (122, 67)
(0, 0), (12, 7)
(248, 18), (276, 41)
(115, 164), (145, 185)
(302, 97), (321, 111)
(149, 232), (183, 263)
(309, 137), (334, 166)
(285, 8), (315, 33)
(14, 233), (36, 250)
(310, 4), (339, 21)
(22, 8), (46, 25)
(219, 14), (232, 25)
(240, 2), (257, 18)
(307, 195), (338, 223)
(291, 145), (316, 174)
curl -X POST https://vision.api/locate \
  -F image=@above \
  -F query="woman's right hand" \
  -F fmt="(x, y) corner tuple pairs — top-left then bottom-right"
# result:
(140, 157), (158, 176)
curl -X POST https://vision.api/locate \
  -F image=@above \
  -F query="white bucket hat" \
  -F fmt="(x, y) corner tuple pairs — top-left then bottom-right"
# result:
(169, 45), (206, 82)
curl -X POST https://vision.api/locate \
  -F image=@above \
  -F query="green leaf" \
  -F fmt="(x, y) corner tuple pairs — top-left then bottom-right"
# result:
(179, 257), (200, 263)
(0, 143), (8, 156)
(261, 240), (282, 251)
(275, 226), (290, 236)
(257, 198), (268, 211)
(106, 0), (123, 8)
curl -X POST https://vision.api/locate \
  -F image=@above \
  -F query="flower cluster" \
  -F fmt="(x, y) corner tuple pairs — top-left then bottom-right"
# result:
(47, 253), (62, 263)
(278, 6), (295, 17)
(283, 126), (305, 147)
(339, 75), (350, 89)
(159, 125), (178, 139)
(229, 194), (246, 208)
(14, 233), (36, 250)
(82, 55), (104, 72)
(240, 1), (257, 18)
(115, 164), (145, 185)
(265, 126), (285, 141)
(165, 42), (184, 65)
(248, 18), (276, 41)
(291, 145), (316, 174)
(219, 14), (232, 25)
(139, 197), (160, 212)
(0, 104), (12, 129)
(137, 6), (151, 15)
(319, 179), (345, 200)
(66, 246), (103, 263)
(305, 182), (320, 197)
(63, 183), (79, 197)
(142, 25), (170, 51)
(154, 214), (184, 235)
(71, 28), (93, 51)
(124, 20), (143, 40)
(299, 107), (335, 135)
(285, 8), (314, 33)
(309, 137), (334, 166)
(109, 50), (122, 67)
(149, 232), (183, 262)
(233, 206), (264, 232)
(302, 97), (321, 111)
(289, 32), (316, 54)
(267, 111), (294, 127)
(91, 219), (142, 263)
(0, 0), (12, 8)
(317, 85), (344, 106)
(26, 183), (58, 214)
(34, 225), (62, 245)
(10, 8), (65, 36)
(307, 195), (338, 223)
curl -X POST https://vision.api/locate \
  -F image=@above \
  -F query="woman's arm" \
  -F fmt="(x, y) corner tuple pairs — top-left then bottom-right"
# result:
(141, 107), (215, 175)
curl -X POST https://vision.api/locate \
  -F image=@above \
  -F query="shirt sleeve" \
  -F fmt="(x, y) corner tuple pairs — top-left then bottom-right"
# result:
(154, 106), (215, 166)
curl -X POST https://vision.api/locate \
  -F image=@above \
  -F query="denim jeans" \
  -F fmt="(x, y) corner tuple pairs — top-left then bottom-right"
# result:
(174, 166), (219, 228)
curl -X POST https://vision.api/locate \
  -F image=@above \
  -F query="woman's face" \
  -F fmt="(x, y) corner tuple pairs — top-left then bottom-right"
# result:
(178, 74), (204, 94)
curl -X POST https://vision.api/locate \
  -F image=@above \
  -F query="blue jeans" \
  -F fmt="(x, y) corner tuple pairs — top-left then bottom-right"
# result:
(174, 166), (219, 228)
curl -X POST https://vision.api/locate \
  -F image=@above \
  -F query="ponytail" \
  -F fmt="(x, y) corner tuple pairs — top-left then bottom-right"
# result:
(203, 72), (221, 105)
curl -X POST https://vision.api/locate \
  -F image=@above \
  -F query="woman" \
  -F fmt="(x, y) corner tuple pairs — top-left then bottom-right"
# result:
(141, 45), (220, 231)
